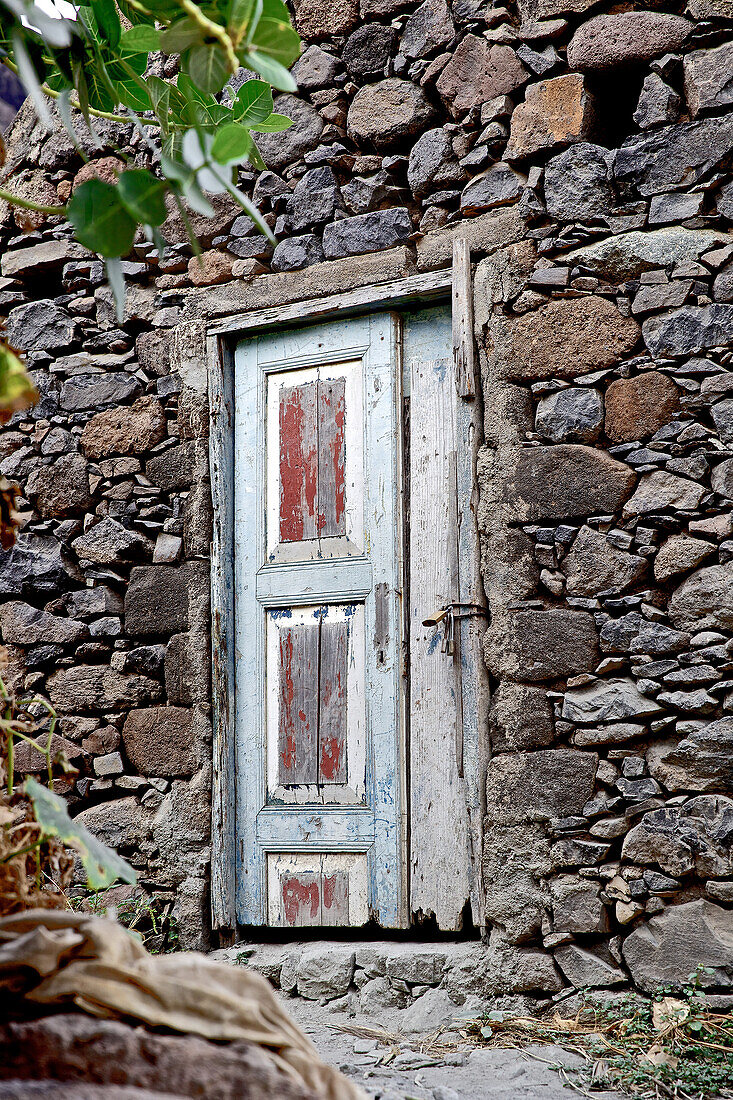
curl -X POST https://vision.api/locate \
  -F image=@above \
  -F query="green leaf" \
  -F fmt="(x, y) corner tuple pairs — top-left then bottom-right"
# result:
(184, 42), (230, 94)
(25, 777), (137, 891)
(67, 179), (137, 258)
(250, 14), (300, 66)
(233, 77), (272, 124)
(90, 0), (121, 49)
(114, 78), (152, 112)
(228, 0), (261, 44)
(120, 24), (161, 51)
(159, 17), (203, 55)
(211, 121), (255, 165)
(0, 340), (37, 423)
(84, 62), (116, 112)
(245, 49), (296, 91)
(106, 44), (147, 82)
(116, 0), (156, 25)
(117, 169), (167, 225)
(249, 111), (291, 132)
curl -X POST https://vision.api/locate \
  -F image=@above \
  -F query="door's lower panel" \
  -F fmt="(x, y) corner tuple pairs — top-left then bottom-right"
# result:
(267, 852), (369, 927)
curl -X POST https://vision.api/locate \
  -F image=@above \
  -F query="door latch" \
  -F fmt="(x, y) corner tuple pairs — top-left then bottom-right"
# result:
(422, 603), (487, 655)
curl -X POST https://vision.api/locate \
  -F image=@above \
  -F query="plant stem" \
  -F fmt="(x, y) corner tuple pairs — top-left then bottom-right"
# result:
(0, 187), (67, 215)
(175, 0), (240, 76)
(0, 838), (42, 864)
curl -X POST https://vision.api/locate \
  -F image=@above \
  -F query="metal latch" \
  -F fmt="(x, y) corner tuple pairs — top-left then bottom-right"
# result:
(422, 603), (487, 655)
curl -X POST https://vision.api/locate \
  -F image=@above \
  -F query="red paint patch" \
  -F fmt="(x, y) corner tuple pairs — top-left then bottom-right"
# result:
(282, 874), (320, 926)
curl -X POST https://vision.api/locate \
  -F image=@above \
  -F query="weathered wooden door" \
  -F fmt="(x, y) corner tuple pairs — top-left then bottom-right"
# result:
(234, 314), (406, 927)
(233, 306), (484, 930)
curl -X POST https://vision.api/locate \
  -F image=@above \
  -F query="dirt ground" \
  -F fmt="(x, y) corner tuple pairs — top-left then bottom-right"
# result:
(280, 994), (626, 1100)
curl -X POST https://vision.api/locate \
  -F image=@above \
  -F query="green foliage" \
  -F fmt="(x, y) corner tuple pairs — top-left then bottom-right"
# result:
(25, 778), (137, 890)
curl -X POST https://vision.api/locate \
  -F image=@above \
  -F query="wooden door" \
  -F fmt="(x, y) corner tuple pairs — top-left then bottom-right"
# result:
(234, 315), (406, 928)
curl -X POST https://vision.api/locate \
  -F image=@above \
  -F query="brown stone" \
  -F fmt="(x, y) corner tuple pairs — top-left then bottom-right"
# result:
(81, 396), (166, 459)
(72, 156), (125, 191)
(347, 79), (435, 149)
(187, 250), (235, 287)
(486, 608), (599, 681)
(81, 725), (120, 755)
(489, 682), (555, 751)
(13, 732), (86, 773)
(5, 170), (60, 231)
(160, 191), (244, 250)
(654, 535), (715, 583)
(295, 0), (359, 38)
(122, 706), (197, 778)
(487, 296), (640, 382)
(436, 37), (528, 119)
(604, 371), (680, 443)
(25, 453), (93, 518)
(567, 12), (692, 72)
(563, 525), (647, 596)
(503, 445), (636, 522)
(486, 748), (598, 823)
(505, 74), (595, 160)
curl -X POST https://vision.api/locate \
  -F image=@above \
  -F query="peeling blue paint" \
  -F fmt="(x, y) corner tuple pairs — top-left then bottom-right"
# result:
(268, 608), (292, 620)
(427, 630), (442, 654)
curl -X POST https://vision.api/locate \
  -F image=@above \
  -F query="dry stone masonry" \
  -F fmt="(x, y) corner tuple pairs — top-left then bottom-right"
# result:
(0, 0), (732, 1003)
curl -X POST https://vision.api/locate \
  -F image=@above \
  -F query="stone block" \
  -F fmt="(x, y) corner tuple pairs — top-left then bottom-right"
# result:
(26, 453), (93, 518)
(482, 820), (552, 941)
(322, 208), (412, 259)
(0, 532), (76, 599)
(654, 536), (715, 583)
(72, 518), (151, 565)
(684, 40), (733, 119)
(623, 471), (705, 518)
(417, 206), (524, 271)
(122, 706), (198, 778)
(544, 143), (614, 221)
(146, 442), (197, 492)
(188, 250), (234, 287)
(535, 387), (603, 445)
(551, 877), (608, 934)
(74, 796), (153, 849)
(643, 304), (733, 359)
(486, 609), (599, 681)
(294, 0), (359, 38)
(502, 445), (636, 522)
(272, 234), (324, 272)
(65, 586), (123, 619)
(487, 296), (640, 382)
(81, 396), (167, 459)
(347, 79), (434, 148)
(486, 749), (598, 824)
(125, 562), (209, 637)
(401, 0), (454, 60)
(6, 299), (76, 352)
(622, 899), (733, 992)
(296, 946), (355, 1000)
(554, 943), (626, 988)
(487, 931), (563, 993)
(0, 601), (87, 646)
(615, 116), (733, 198)
(566, 12), (691, 71)
(436, 36), (528, 119)
(604, 371), (680, 443)
(669, 564), (733, 633)
(562, 679), (664, 723)
(386, 947), (446, 985)
(563, 526), (646, 597)
(47, 666), (163, 714)
(489, 682), (555, 751)
(460, 162), (525, 215)
(1, 239), (89, 278)
(256, 95), (324, 173)
(165, 632), (210, 707)
(60, 372), (142, 413)
(505, 74), (595, 161)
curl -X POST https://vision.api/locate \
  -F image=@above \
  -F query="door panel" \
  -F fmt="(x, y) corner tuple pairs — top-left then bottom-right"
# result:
(234, 314), (405, 928)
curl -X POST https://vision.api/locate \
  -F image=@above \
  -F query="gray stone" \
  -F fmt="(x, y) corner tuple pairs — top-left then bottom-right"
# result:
(599, 613), (690, 656)
(718, 181), (733, 222)
(460, 163), (525, 215)
(296, 946), (355, 1000)
(573, 722), (646, 747)
(554, 943), (626, 988)
(684, 41), (733, 119)
(489, 682), (555, 751)
(271, 234), (324, 271)
(322, 208), (412, 259)
(343, 24), (396, 80)
(712, 458), (733, 500)
(122, 706), (198, 778)
(72, 518), (151, 565)
(563, 526), (646, 597)
(26, 453), (93, 518)
(65, 586), (123, 619)
(711, 398), (733, 445)
(486, 749), (598, 823)
(544, 143), (614, 220)
(551, 877), (608, 933)
(649, 192), (704, 226)
(165, 632), (210, 707)
(359, 976), (408, 1013)
(662, 718), (733, 791)
(74, 797), (153, 849)
(486, 609), (599, 681)
(487, 931), (563, 993)
(347, 79), (434, 149)
(401, 0), (453, 60)
(6, 299), (76, 352)
(0, 601), (87, 646)
(0, 533), (76, 599)
(655, 535), (716, 582)
(47, 665), (163, 713)
(623, 899), (733, 993)
(94, 751), (124, 777)
(566, 12), (691, 71)
(713, 264), (733, 303)
(669, 564), (733, 632)
(291, 44), (338, 90)
(125, 562), (208, 637)
(1, 239), (89, 279)
(535, 388), (603, 444)
(632, 279), (692, 316)
(615, 115), (733, 197)
(503, 445), (636, 521)
(622, 796), (733, 878)
(483, 821), (552, 941)
(643, 304), (733, 359)
(286, 167), (341, 233)
(567, 228), (728, 283)
(633, 74), (680, 130)
(146, 442), (196, 492)
(623, 471), (705, 517)
(255, 95), (324, 172)
(562, 679), (664, 723)
(60, 372), (142, 412)
(435, 36), (528, 120)
(387, 948), (445, 985)
(407, 128), (461, 198)
(487, 296), (640, 381)
(399, 988), (468, 1036)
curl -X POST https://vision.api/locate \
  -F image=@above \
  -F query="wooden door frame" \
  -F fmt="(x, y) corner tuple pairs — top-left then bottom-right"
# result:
(206, 266), (475, 935)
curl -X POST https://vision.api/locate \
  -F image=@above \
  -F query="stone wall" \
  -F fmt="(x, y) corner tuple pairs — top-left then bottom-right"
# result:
(0, 0), (731, 989)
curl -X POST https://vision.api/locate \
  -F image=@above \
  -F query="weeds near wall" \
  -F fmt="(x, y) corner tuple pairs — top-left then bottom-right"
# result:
(468, 976), (733, 1098)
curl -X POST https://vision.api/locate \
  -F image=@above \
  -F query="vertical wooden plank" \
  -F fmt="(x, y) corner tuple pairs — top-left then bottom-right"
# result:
(278, 623), (319, 785)
(321, 870), (350, 926)
(319, 618), (348, 784)
(406, 307), (472, 931)
(317, 377), (346, 538)
(281, 872), (321, 926)
(452, 239), (476, 400)
(208, 332), (237, 934)
(279, 381), (318, 543)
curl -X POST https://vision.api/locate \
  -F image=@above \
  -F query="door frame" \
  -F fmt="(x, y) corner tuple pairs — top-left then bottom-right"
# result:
(207, 266), (470, 935)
